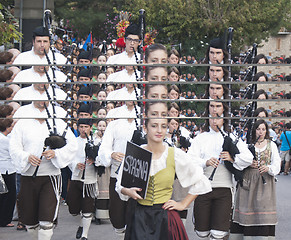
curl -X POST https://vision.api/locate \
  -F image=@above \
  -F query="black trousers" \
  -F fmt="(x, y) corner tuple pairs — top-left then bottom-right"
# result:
(193, 187), (232, 232)
(61, 167), (72, 200)
(18, 176), (58, 225)
(0, 172), (16, 227)
(109, 177), (128, 229)
(66, 180), (95, 215)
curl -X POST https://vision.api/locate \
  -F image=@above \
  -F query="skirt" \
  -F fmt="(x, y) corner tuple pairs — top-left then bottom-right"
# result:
(230, 168), (277, 239)
(125, 200), (188, 240)
(233, 168), (277, 226)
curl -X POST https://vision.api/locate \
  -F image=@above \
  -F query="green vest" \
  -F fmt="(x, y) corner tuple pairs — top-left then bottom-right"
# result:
(138, 147), (175, 206)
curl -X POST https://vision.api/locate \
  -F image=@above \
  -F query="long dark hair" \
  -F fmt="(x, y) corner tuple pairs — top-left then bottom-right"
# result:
(202, 101), (230, 133)
(251, 119), (270, 143)
(204, 46), (229, 64)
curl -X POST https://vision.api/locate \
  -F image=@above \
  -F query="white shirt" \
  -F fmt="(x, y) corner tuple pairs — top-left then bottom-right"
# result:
(69, 137), (99, 184)
(13, 48), (67, 66)
(13, 85), (67, 102)
(187, 127), (253, 188)
(98, 119), (137, 178)
(13, 103), (67, 119)
(115, 143), (212, 201)
(106, 69), (140, 83)
(0, 133), (16, 174)
(106, 86), (140, 102)
(9, 118), (77, 175)
(106, 105), (140, 120)
(13, 67), (67, 84)
(106, 51), (140, 65)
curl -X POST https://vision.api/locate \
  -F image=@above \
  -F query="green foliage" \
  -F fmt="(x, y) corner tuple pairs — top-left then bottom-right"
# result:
(0, 3), (22, 46)
(54, 0), (120, 39)
(122, 0), (291, 51)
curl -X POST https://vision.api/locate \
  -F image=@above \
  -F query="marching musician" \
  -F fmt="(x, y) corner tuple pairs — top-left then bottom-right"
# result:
(9, 100), (77, 240)
(106, 23), (141, 66)
(204, 37), (229, 64)
(66, 119), (100, 240)
(13, 26), (67, 66)
(187, 101), (253, 240)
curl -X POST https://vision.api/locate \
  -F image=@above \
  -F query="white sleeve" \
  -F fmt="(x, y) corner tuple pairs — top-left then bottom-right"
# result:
(51, 121), (78, 169)
(9, 121), (31, 173)
(115, 159), (130, 201)
(187, 135), (207, 168)
(268, 141), (281, 176)
(232, 138), (253, 170)
(97, 121), (115, 167)
(175, 148), (212, 195)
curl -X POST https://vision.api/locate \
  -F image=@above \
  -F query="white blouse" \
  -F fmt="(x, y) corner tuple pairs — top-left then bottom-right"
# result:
(115, 143), (212, 201)
(0, 133), (16, 174)
(255, 140), (281, 176)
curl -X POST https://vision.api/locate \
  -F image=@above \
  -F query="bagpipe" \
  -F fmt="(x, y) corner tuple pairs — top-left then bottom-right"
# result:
(32, 98), (67, 178)
(81, 132), (102, 179)
(130, 9), (147, 146)
(167, 129), (192, 150)
(209, 125), (243, 186)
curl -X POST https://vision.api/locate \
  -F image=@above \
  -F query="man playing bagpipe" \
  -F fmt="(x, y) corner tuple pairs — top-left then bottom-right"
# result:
(9, 100), (77, 240)
(66, 119), (102, 240)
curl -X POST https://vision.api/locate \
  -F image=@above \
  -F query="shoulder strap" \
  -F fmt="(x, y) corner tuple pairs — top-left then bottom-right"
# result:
(283, 131), (291, 149)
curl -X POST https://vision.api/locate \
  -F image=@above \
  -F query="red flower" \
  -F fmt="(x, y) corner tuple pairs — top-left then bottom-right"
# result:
(116, 37), (125, 48)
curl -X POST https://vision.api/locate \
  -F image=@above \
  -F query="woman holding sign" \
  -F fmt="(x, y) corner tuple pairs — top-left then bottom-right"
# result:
(116, 102), (212, 239)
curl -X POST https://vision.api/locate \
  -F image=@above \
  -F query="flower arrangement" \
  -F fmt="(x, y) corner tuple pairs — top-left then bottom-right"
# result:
(116, 11), (131, 38)
(144, 29), (158, 46)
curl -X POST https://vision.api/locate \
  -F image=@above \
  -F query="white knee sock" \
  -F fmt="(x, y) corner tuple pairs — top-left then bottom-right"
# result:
(26, 224), (39, 240)
(115, 227), (126, 240)
(81, 213), (93, 238)
(39, 221), (54, 240)
(210, 229), (229, 240)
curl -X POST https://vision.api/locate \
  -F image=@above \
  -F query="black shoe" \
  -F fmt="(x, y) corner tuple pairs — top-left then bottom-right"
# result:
(76, 226), (83, 239)
(95, 218), (101, 225)
(81, 238), (87, 240)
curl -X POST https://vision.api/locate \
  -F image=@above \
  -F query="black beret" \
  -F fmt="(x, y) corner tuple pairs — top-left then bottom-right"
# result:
(125, 23), (140, 38)
(77, 118), (92, 126)
(77, 68), (91, 79)
(210, 38), (225, 50)
(33, 26), (50, 38)
(77, 51), (91, 61)
(77, 103), (92, 114)
(77, 86), (92, 97)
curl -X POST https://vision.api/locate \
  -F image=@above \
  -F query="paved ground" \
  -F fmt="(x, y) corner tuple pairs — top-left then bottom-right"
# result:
(0, 174), (290, 240)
